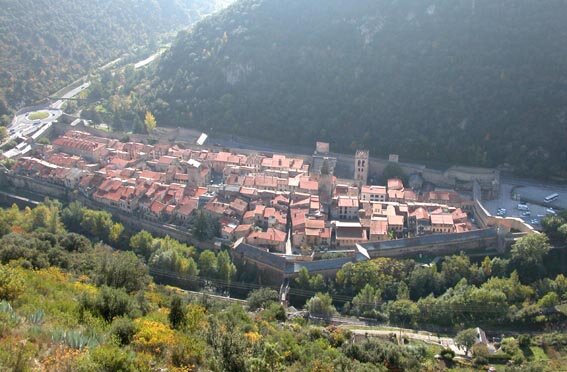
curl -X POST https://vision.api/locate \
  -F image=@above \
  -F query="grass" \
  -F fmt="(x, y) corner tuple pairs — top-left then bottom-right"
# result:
(556, 303), (567, 316)
(28, 111), (49, 120)
(529, 346), (549, 362)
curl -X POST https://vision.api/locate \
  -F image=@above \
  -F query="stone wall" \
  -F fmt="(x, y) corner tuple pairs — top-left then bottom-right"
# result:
(360, 228), (502, 258)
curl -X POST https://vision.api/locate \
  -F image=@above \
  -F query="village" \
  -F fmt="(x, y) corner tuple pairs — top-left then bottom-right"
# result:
(11, 130), (481, 256)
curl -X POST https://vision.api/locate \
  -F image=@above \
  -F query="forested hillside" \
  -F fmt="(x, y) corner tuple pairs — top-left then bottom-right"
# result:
(0, 0), (230, 122)
(151, 0), (567, 178)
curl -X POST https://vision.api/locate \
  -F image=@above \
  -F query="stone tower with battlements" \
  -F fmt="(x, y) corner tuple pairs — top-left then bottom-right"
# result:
(354, 150), (369, 186)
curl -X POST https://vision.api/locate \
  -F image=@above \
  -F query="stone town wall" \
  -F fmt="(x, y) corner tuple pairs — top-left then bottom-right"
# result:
(362, 228), (502, 259)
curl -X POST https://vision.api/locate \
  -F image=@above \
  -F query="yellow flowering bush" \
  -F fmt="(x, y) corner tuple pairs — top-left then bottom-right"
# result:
(133, 319), (175, 355)
(244, 331), (262, 344)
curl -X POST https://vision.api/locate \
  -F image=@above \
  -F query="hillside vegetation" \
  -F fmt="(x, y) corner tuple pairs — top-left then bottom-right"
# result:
(151, 0), (567, 178)
(0, 0), (229, 122)
(0, 201), (567, 369)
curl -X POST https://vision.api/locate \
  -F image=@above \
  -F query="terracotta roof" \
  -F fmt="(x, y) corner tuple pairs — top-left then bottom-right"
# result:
(452, 208), (468, 222)
(150, 201), (166, 215)
(338, 196), (359, 208)
(370, 219), (389, 236)
(305, 219), (325, 229)
(235, 224), (252, 233)
(387, 215), (404, 226)
(410, 207), (429, 220)
(361, 185), (387, 195)
(387, 178), (404, 190)
(388, 189), (404, 200)
(431, 214), (454, 226)
(247, 228), (287, 243)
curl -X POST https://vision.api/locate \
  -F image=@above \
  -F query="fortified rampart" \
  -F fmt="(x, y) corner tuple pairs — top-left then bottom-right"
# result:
(358, 228), (504, 258)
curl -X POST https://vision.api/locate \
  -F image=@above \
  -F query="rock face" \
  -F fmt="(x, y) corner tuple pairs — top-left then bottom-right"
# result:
(153, 0), (567, 179)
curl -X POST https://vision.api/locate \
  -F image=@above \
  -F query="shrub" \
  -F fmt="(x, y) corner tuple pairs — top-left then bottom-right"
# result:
(440, 348), (455, 361)
(473, 356), (489, 366)
(247, 287), (279, 311)
(171, 335), (206, 368)
(94, 250), (150, 293)
(110, 317), (137, 346)
(486, 351), (512, 364)
(260, 302), (286, 322)
(169, 295), (186, 330)
(80, 286), (134, 321)
(518, 334), (532, 348)
(0, 265), (24, 301)
(132, 319), (175, 354)
(89, 344), (137, 372)
(472, 343), (489, 358)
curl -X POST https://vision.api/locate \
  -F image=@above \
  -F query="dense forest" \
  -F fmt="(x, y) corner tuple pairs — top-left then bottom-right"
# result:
(0, 0), (231, 123)
(1, 201), (567, 369)
(150, 0), (567, 179)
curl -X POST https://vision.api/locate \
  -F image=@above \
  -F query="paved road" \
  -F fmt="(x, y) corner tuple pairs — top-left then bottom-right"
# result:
(52, 82), (91, 109)
(134, 49), (166, 69)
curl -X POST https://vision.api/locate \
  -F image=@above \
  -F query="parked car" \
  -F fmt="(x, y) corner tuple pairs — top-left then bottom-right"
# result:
(517, 203), (529, 211)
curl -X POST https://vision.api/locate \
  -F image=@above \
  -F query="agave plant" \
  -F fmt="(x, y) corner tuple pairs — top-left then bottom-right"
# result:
(27, 309), (45, 325)
(51, 329), (101, 350)
(0, 300), (14, 313)
(0, 300), (21, 323)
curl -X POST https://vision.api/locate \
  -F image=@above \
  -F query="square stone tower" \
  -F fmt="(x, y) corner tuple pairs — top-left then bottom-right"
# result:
(354, 149), (369, 186)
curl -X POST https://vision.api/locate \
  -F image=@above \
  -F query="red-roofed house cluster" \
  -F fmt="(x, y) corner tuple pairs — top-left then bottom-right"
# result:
(12, 132), (476, 254)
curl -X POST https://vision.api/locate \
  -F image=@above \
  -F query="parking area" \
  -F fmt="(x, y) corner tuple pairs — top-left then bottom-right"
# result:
(482, 181), (564, 230)
(513, 185), (566, 210)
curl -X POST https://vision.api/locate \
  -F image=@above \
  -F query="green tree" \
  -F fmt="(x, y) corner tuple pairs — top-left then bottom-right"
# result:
(510, 234), (551, 283)
(81, 210), (114, 241)
(62, 201), (85, 232)
(305, 292), (336, 318)
(455, 328), (478, 356)
(408, 265), (442, 300)
(441, 253), (474, 288)
(198, 250), (218, 278)
(247, 288), (279, 311)
(295, 267), (311, 289)
(193, 210), (217, 240)
(129, 230), (155, 260)
(352, 284), (382, 316)
(396, 281), (410, 300)
(95, 249), (150, 292)
(169, 296), (186, 330)
(108, 223), (124, 245)
(537, 292), (559, 308)
(144, 111), (156, 133)
(217, 250), (236, 286)
(0, 126), (7, 142)
(387, 299), (419, 326)
(558, 224), (567, 244)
